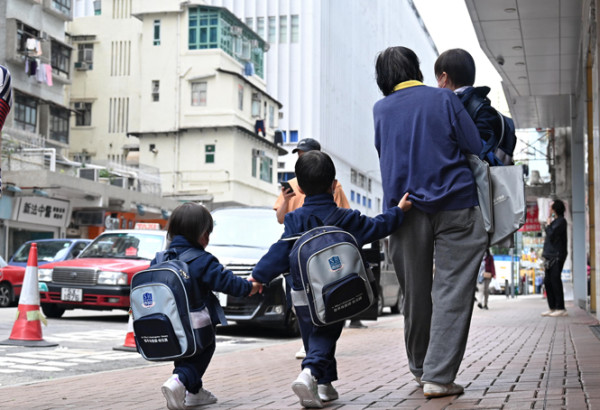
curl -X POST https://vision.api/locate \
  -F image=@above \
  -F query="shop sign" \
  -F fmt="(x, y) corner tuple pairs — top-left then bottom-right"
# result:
(519, 203), (541, 232)
(14, 196), (71, 228)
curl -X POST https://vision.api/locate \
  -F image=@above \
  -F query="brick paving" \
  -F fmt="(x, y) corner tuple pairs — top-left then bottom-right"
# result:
(2, 295), (599, 409)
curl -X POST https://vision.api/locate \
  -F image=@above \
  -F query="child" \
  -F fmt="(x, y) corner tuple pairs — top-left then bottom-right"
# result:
(434, 48), (505, 164)
(159, 203), (262, 410)
(250, 151), (412, 408)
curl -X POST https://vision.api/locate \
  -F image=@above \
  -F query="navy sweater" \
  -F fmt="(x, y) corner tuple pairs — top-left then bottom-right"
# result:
(152, 235), (252, 325)
(373, 84), (482, 213)
(251, 193), (405, 286)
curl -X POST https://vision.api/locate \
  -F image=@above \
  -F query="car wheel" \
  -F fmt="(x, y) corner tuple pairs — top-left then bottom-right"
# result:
(0, 283), (13, 308)
(376, 287), (384, 316)
(284, 309), (300, 337)
(41, 303), (66, 318)
(390, 290), (403, 315)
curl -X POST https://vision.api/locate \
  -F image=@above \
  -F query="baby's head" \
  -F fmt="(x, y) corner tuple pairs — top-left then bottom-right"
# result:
(295, 151), (336, 196)
(167, 202), (213, 247)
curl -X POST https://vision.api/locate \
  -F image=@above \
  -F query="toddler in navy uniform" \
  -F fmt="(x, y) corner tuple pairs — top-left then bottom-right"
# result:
(159, 203), (262, 410)
(250, 151), (412, 408)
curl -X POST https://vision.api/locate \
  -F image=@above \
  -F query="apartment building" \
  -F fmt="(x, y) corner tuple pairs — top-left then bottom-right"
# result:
(209, 0), (438, 215)
(70, 0), (284, 209)
(0, 0), (180, 257)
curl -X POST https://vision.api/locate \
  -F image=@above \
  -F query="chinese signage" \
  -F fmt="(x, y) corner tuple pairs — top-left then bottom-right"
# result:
(14, 197), (71, 228)
(519, 203), (541, 232)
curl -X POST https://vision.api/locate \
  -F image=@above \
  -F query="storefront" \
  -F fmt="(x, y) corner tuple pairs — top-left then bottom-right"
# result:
(0, 195), (71, 260)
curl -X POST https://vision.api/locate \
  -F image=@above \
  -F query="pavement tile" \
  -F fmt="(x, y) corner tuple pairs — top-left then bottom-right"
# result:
(2, 296), (599, 409)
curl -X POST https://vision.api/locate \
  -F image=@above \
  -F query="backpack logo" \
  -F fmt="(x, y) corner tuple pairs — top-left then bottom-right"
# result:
(142, 291), (155, 308)
(328, 255), (342, 271)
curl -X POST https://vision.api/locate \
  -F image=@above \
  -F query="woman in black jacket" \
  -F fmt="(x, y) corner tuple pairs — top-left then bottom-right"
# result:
(541, 199), (568, 317)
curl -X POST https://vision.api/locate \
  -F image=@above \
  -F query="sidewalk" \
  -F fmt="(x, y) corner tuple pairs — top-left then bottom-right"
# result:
(3, 295), (600, 409)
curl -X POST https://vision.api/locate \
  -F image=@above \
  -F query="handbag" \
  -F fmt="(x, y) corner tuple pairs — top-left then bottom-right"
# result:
(468, 154), (527, 245)
(483, 272), (493, 279)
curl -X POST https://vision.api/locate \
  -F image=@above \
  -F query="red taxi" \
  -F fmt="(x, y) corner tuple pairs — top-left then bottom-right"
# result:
(38, 226), (168, 318)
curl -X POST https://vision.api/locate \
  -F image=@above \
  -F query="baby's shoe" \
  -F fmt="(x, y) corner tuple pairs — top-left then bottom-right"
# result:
(291, 368), (324, 408)
(184, 388), (218, 407)
(161, 374), (186, 410)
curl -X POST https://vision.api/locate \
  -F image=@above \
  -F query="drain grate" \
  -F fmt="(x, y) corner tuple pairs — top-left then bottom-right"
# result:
(590, 325), (600, 340)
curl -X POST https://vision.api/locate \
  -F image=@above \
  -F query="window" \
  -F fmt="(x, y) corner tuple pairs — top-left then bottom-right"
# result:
(93, 0), (101, 15)
(357, 193), (361, 204)
(14, 92), (37, 132)
(268, 17), (276, 43)
(205, 144), (215, 163)
(16, 22), (39, 54)
(269, 105), (275, 128)
(189, 7), (219, 49)
(351, 190), (355, 202)
(74, 102), (92, 126)
(77, 43), (93, 64)
(192, 82), (207, 106)
(245, 17), (253, 29)
(49, 105), (70, 144)
(368, 198), (372, 209)
(256, 17), (265, 38)
(290, 130), (299, 143)
(259, 156), (273, 183)
(153, 20), (161, 46)
(52, 0), (71, 15)
(238, 84), (244, 110)
(351, 169), (357, 184)
(279, 16), (287, 43)
(152, 80), (160, 102)
(291, 15), (299, 43)
(51, 41), (71, 78)
(251, 93), (261, 117)
(362, 196), (367, 207)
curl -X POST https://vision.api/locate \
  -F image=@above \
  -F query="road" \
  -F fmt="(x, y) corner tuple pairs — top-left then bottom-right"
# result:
(0, 307), (299, 388)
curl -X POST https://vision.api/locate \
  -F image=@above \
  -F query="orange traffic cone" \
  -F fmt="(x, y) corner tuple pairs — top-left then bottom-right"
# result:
(0, 243), (57, 347)
(113, 312), (137, 352)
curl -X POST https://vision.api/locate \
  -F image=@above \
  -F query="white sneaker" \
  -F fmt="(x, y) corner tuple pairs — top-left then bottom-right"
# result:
(161, 375), (186, 410)
(291, 368), (324, 408)
(317, 383), (339, 401)
(549, 309), (568, 317)
(184, 388), (218, 407)
(541, 310), (555, 316)
(295, 345), (306, 359)
(423, 381), (464, 398)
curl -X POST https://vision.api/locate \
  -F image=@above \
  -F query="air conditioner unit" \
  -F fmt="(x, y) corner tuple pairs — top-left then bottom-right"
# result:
(78, 168), (99, 181)
(74, 61), (90, 70)
(110, 177), (128, 189)
(40, 31), (49, 41)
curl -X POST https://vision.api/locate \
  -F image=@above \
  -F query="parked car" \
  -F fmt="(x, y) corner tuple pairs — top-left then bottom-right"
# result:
(363, 238), (403, 316)
(38, 227), (168, 318)
(206, 207), (296, 334)
(0, 239), (92, 308)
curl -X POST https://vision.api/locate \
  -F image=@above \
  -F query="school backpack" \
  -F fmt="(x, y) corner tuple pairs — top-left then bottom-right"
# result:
(130, 248), (214, 361)
(465, 92), (517, 166)
(289, 218), (375, 327)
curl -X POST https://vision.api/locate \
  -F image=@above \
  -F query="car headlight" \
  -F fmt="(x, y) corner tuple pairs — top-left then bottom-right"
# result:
(97, 271), (128, 285)
(38, 268), (53, 282)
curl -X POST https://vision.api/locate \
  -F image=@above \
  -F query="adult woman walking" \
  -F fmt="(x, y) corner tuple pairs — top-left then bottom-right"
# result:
(372, 46), (488, 398)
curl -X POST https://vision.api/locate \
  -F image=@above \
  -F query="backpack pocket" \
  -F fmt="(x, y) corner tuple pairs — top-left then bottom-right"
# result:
(190, 307), (215, 351)
(133, 313), (182, 359)
(321, 273), (372, 323)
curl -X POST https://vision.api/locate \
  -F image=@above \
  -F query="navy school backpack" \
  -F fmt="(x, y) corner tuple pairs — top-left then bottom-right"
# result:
(465, 93), (517, 166)
(130, 248), (214, 361)
(288, 213), (375, 327)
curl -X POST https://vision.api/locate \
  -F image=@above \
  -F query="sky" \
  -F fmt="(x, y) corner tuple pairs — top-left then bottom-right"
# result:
(412, 0), (507, 110)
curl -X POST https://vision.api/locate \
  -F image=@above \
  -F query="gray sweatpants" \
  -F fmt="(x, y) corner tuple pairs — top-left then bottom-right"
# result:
(389, 206), (488, 384)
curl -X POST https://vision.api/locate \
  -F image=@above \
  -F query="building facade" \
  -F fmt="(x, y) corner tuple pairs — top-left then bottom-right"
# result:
(209, 0), (439, 215)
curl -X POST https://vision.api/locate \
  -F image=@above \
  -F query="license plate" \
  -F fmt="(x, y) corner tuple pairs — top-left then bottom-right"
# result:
(61, 287), (83, 302)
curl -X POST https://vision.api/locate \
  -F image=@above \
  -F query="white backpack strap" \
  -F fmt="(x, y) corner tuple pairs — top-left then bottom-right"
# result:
(291, 289), (309, 306)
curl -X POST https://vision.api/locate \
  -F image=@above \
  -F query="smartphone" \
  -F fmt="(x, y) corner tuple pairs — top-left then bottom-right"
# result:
(281, 181), (293, 193)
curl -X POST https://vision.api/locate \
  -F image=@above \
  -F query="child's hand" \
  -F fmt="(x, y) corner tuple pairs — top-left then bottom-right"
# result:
(398, 192), (412, 212)
(247, 277), (263, 296)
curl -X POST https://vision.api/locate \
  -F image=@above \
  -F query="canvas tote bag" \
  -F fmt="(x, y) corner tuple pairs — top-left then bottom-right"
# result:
(468, 155), (527, 245)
